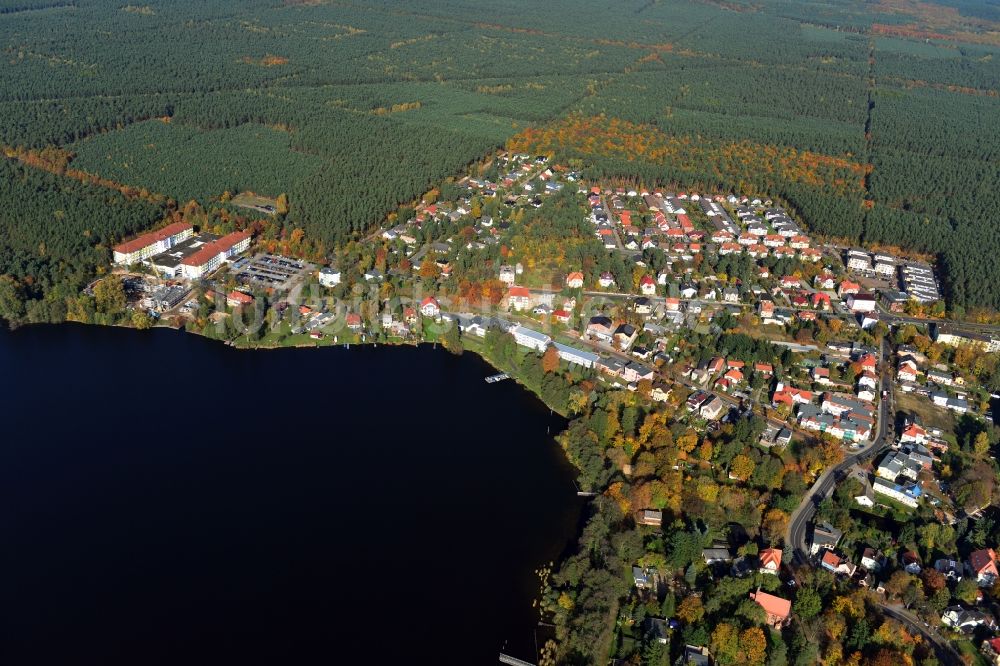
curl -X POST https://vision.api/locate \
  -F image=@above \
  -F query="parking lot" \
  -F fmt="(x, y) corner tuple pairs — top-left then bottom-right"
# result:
(234, 254), (308, 289)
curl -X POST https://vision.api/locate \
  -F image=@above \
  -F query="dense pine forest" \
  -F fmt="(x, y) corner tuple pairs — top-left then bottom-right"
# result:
(1, 0), (999, 314)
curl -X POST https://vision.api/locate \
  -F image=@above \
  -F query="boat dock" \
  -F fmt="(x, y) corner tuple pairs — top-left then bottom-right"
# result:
(485, 373), (510, 384)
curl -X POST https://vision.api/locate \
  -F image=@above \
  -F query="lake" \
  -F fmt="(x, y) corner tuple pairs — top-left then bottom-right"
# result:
(0, 324), (583, 666)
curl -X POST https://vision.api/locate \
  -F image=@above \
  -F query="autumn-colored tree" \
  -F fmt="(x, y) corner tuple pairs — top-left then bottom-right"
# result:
(676, 595), (704, 624)
(696, 476), (719, 503)
(710, 622), (740, 663)
(730, 454), (755, 481)
(921, 568), (947, 594)
(676, 429), (699, 454)
(974, 431), (991, 456)
(542, 345), (560, 373)
(418, 260), (439, 279)
(739, 627), (767, 665)
(274, 192), (288, 215)
(761, 508), (789, 545)
(94, 275), (126, 314)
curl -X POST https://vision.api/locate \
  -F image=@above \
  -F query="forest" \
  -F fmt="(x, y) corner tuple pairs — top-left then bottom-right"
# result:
(2, 0), (999, 314)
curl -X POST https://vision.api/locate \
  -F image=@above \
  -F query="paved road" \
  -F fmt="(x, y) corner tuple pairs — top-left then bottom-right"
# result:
(786, 336), (893, 565)
(879, 603), (963, 666)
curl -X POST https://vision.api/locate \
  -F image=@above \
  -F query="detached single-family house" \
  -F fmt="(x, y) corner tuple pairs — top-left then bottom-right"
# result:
(587, 316), (615, 343)
(942, 606), (996, 633)
(749, 589), (792, 629)
(637, 509), (663, 527)
(758, 547), (782, 575)
(420, 296), (440, 318)
(507, 286), (531, 311)
(810, 522), (842, 555)
(566, 271), (584, 289)
(821, 551), (857, 577)
(699, 395), (725, 420)
(969, 549), (999, 587)
(640, 275), (656, 295)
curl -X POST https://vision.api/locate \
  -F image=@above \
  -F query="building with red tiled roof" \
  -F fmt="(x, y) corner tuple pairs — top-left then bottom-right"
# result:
(420, 296), (440, 317)
(759, 548), (782, 574)
(750, 589), (791, 628)
(180, 231), (251, 279)
(507, 286), (531, 311)
(970, 549), (999, 587)
(113, 222), (194, 265)
(226, 290), (253, 307)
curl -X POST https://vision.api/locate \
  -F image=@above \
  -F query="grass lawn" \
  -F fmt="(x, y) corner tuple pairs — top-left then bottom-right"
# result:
(897, 392), (955, 433)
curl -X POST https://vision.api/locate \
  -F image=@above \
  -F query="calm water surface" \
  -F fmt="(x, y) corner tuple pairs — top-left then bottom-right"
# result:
(0, 324), (582, 666)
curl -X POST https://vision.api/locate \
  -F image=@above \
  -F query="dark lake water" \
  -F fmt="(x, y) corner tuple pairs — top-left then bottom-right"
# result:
(0, 324), (583, 666)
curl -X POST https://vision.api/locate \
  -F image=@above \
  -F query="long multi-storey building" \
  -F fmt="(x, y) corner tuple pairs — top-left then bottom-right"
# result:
(112, 222), (194, 265)
(180, 231), (251, 279)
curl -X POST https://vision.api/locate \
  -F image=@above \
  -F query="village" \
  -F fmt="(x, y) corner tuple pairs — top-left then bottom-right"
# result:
(105, 151), (1000, 666)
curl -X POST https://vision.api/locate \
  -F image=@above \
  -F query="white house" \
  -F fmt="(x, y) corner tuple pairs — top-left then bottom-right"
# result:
(318, 267), (341, 287)
(420, 297), (440, 318)
(509, 325), (552, 353)
(553, 342), (600, 369)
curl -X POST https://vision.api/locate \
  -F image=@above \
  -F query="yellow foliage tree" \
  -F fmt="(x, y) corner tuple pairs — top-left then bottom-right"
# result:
(739, 626), (767, 665)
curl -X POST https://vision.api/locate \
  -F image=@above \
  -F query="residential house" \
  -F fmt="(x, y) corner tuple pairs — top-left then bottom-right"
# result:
(566, 271), (584, 289)
(902, 551), (923, 574)
(318, 267), (341, 287)
(981, 637), (1000, 666)
(935, 558), (963, 581)
(812, 367), (831, 385)
(510, 325), (551, 353)
(942, 606), (996, 633)
(900, 424), (928, 445)
(506, 286), (531, 311)
(599, 272), (615, 289)
(702, 547), (732, 565)
(861, 548), (884, 572)
(969, 549), (999, 587)
(346, 313), (362, 331)
(749, 589), (792, 629)
(633, 566), (654, 590)
(699, 396), (725, 420)
(499, 265), (516, 285)
(640, 275), (657, 295)
(846, 293), (877, 312)
(680, 645), (712, 666)
(758, 547), (782, 575)
(897, 360), (919, 383)
(553, 343), (599, 369)
(872, 478), (921, 508)
(926, 369), (954, 387)
(821, 551), (857, 577)
(420, 296), (440, 318)
(614, 324), (638, 351)
(838, 280), (861, 298)
(811, 522), (843, 555)
(638, 509), (663, 527)
(226, 290), (253, 308)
